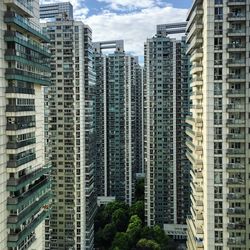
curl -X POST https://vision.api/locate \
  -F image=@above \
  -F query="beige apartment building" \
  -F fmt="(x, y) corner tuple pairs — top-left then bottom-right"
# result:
(0, 0), (51, 249)
(186, 0), (250, 249)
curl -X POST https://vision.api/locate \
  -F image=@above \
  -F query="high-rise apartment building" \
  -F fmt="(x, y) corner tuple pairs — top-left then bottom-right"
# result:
(44, 17), (96, 250)
(40, 2), (73, 20)
(93, 41), (143, 204)
(144, 23), (190, 239)
(186, 0), (250, 249)
(0, 0), (51, 249)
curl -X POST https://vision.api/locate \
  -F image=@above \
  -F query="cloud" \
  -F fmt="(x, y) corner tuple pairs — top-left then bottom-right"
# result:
(39, 0), (89, 19)
(83, 6), (188, 59)
(97, 0), (166, 11)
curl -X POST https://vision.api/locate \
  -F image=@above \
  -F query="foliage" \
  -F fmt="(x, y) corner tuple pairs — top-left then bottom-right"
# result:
(136, 238), (161, 250)
(94, 178), (178, 250)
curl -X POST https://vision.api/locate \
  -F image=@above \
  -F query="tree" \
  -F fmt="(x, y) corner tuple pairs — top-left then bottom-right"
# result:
(102, 223), (116, 243)
(126, 215), (142, 244)
(136, 239), (161, 250)
(134, 179), (144, 201)
(129, 201), (144, 222)
(112, 208), (129, 232)
(111, 232), (130, 250)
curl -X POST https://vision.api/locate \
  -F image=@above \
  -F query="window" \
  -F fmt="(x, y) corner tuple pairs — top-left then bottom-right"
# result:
(215, 7), (223, 20)
(214, 22), (223, 35)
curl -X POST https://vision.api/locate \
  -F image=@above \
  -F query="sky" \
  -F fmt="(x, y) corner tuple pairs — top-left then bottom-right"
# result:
(40, 0), (192, 61)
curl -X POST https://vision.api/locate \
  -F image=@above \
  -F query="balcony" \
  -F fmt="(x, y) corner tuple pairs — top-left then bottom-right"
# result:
(5, 49), (50, 71)
(4, 11), (49, 42)
(226, 88), (245, 97)
(227, 12), (246, 21)
(7, 178), (50, 210)
(227, 207), (245, 215)
(7, 138), (36, 149)
(227, 193), (245, 200)
(191, 90), (203, 100)
(7, 193), (51, 229)
(7, 153), (36, 168)
(6, 105), (35, 113)
(190, 49), (203, 62)
(226, 133), (245, 140)
(7, 209), (51, 248)
(227, 74), (245, 82)
(227, 238), (246, 246)
(227, 163), (244, 170)
(190, 105), (203, 113)
(227, 222), (245, 230)
(226, 104), (245, 112)
(227, 58), (246, 67)
(226, 118), (245, 126)
(190, 63), (203, 75)
(227, 0), (246, 5)
(4, 0), (33, 17)
(226, 148), (245, 155)
(6, 121), (35, 131)
(6, 86), (35, 95)
(227, 42), (246, 51)
(227, 177), (244, 185)
(191, 76), (203, 87)
(7, 163), (51, 191)
(5, 68), (50, 86)
(227, 28), (246, 36)
(4, 31), (50, 57)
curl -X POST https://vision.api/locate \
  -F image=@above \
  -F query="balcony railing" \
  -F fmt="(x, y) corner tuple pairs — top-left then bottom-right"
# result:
(227, 207), (245, 214)
(4, 31), (50, 56)
(228, 0), (246, 3)
(5, 49), (50, 71)
(227, 74), (246, 80)
(226, 104), (245, 110)
(227, 222), (245, 230)
(227, 28), (246, 35)
(226, 148), (245, 155)
(5, 68), (50, 86)
(227, 43), (246, 49)
(227, 177), (244, 184)
(227, 237), (246, 246)
(227, 193), (245, 200)
(7, 193), (51, 228)
(227, 163), (244, 169)
(7, 153), (36, 168)
(228, 12), (246, 19)
(4, 11), (49, 42)
(7, 178), (50, 209)
(7, 163), (51, 191)
(6, 121), (35, 131)
(226, 88), (245, 95)
(226, 133), (245, 139)
(6, 105), (35, 112)
(7, 138), (36, 149)
(6, 86), (35, 95)
(7, 209), (51, 248)
(227, 58), (246, 65)
(226, 118), (245, 125)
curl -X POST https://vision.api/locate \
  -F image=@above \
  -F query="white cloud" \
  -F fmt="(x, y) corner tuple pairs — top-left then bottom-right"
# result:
(83, 6), (188, 58)
(97, 0), (165, 11)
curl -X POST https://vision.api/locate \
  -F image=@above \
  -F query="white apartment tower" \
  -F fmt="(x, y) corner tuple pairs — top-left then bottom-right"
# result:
(144, 23), (190, 238)
(186, 0), (250, 249)
(93, 41), (143, 205)
(0, 0), (51, 249)
(44, 17), (96, 250)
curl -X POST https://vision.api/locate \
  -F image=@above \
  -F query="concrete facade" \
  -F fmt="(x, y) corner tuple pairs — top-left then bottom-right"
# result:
(186, 0), (250, 249)
(0, 0), (51, 249)
(144, 25), (191, 237)
(44, 19), (96, 250)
